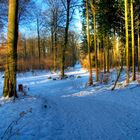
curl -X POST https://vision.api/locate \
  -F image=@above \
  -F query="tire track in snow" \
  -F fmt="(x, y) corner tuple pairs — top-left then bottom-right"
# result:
(45, 95), (140, 140)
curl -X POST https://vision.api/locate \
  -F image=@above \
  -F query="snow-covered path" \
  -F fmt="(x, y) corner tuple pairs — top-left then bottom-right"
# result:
(37, 87), (140, 140)
(49, 94), (140, 140)
(0, 65), (140, 140)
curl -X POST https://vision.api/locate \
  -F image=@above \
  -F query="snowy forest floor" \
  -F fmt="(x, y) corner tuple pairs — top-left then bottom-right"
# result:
(0, 64), (140, 140)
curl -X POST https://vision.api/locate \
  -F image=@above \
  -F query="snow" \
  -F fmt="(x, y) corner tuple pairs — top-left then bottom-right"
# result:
(0, 64), (140, 140)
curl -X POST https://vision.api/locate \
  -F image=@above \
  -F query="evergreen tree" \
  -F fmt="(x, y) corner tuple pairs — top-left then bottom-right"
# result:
(131, 0), (135, 81)
(86, 0), (93, 85)
(124, 0), (129, 83)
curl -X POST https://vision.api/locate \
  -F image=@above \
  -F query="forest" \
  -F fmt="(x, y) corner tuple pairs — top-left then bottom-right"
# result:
(0, 0), (140, 140)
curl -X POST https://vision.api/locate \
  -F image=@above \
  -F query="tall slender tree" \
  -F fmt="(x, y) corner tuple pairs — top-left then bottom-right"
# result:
(137, 0), (140, 72)
(131, 0), (135, 81)
(138, 29), (140, 72)
(90, 0), (98, 81)
(3, 0), (19, 97)
(60, 0), (70, 78)
(86, 0), (93, 85)
(124, 0), (129, 83)
(36, 14), (41, 67)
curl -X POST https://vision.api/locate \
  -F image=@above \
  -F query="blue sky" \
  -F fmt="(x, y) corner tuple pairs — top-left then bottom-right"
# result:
(21, 0), (82, 37)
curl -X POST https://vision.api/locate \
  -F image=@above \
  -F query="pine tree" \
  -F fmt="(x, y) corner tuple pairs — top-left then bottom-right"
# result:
(86, 0), (93, 85)
(90, 0), (98, 81)
(124, 0), (129, 83)
(131, 0), (135, 81)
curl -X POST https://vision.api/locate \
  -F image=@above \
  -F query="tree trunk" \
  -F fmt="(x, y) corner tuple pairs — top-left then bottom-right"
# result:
(131, 0), (135, 81)
(3, 0), (18, 98)
(86, 0), (93, 85)
(90, 0), (98, 81)
(138, 29), (140, 72)
(23, 38), (27, 70)
(60, 0), (70, 78)
(53, 31), (57, 72)
(124, 0), (129, 83)
(37, 16), (41, 68)
(106, 37), (110, 73)
(101, 36), (106, 73)
(53, 10), (58, 72)
(111, 61), (123, 90)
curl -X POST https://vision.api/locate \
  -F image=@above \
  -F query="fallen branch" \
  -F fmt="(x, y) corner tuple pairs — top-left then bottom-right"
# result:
(111, 65), (123, 91)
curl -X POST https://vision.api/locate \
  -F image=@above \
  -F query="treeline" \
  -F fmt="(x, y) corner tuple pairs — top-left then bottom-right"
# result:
(80, 0), (140, 85)
(0, 0), (79, 72)
(0, 31), (78, 72)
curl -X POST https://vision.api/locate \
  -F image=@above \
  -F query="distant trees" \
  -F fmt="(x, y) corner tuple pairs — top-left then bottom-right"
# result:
(0, 0), (79, 71)
(0, 0), (7, 31)
(43, 0), (78, 76)
(48, 0), (59, 72)
(45, 0), (65, 72)
(35, 9), (43, 68)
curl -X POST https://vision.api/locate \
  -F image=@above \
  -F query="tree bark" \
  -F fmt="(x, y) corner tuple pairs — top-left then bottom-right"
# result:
(90, 0), (98, 81)
(138, 29), (140, 72)
(3, 0), (18, 98)
(86, 0), (93, 85)
(106, 37), (110, 73)
(37, 16), (41, 68)
(124, 0), (129, 83)
(131, 0), (135, 81)
(60, 0), (70, 78)
(53, 31), (57, 72)
(53, 10), (58, 72)
(111, 62), (123, 90)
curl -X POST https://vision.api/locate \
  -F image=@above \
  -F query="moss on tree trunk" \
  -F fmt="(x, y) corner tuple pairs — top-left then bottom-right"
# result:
(3, 0), (18, 98)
